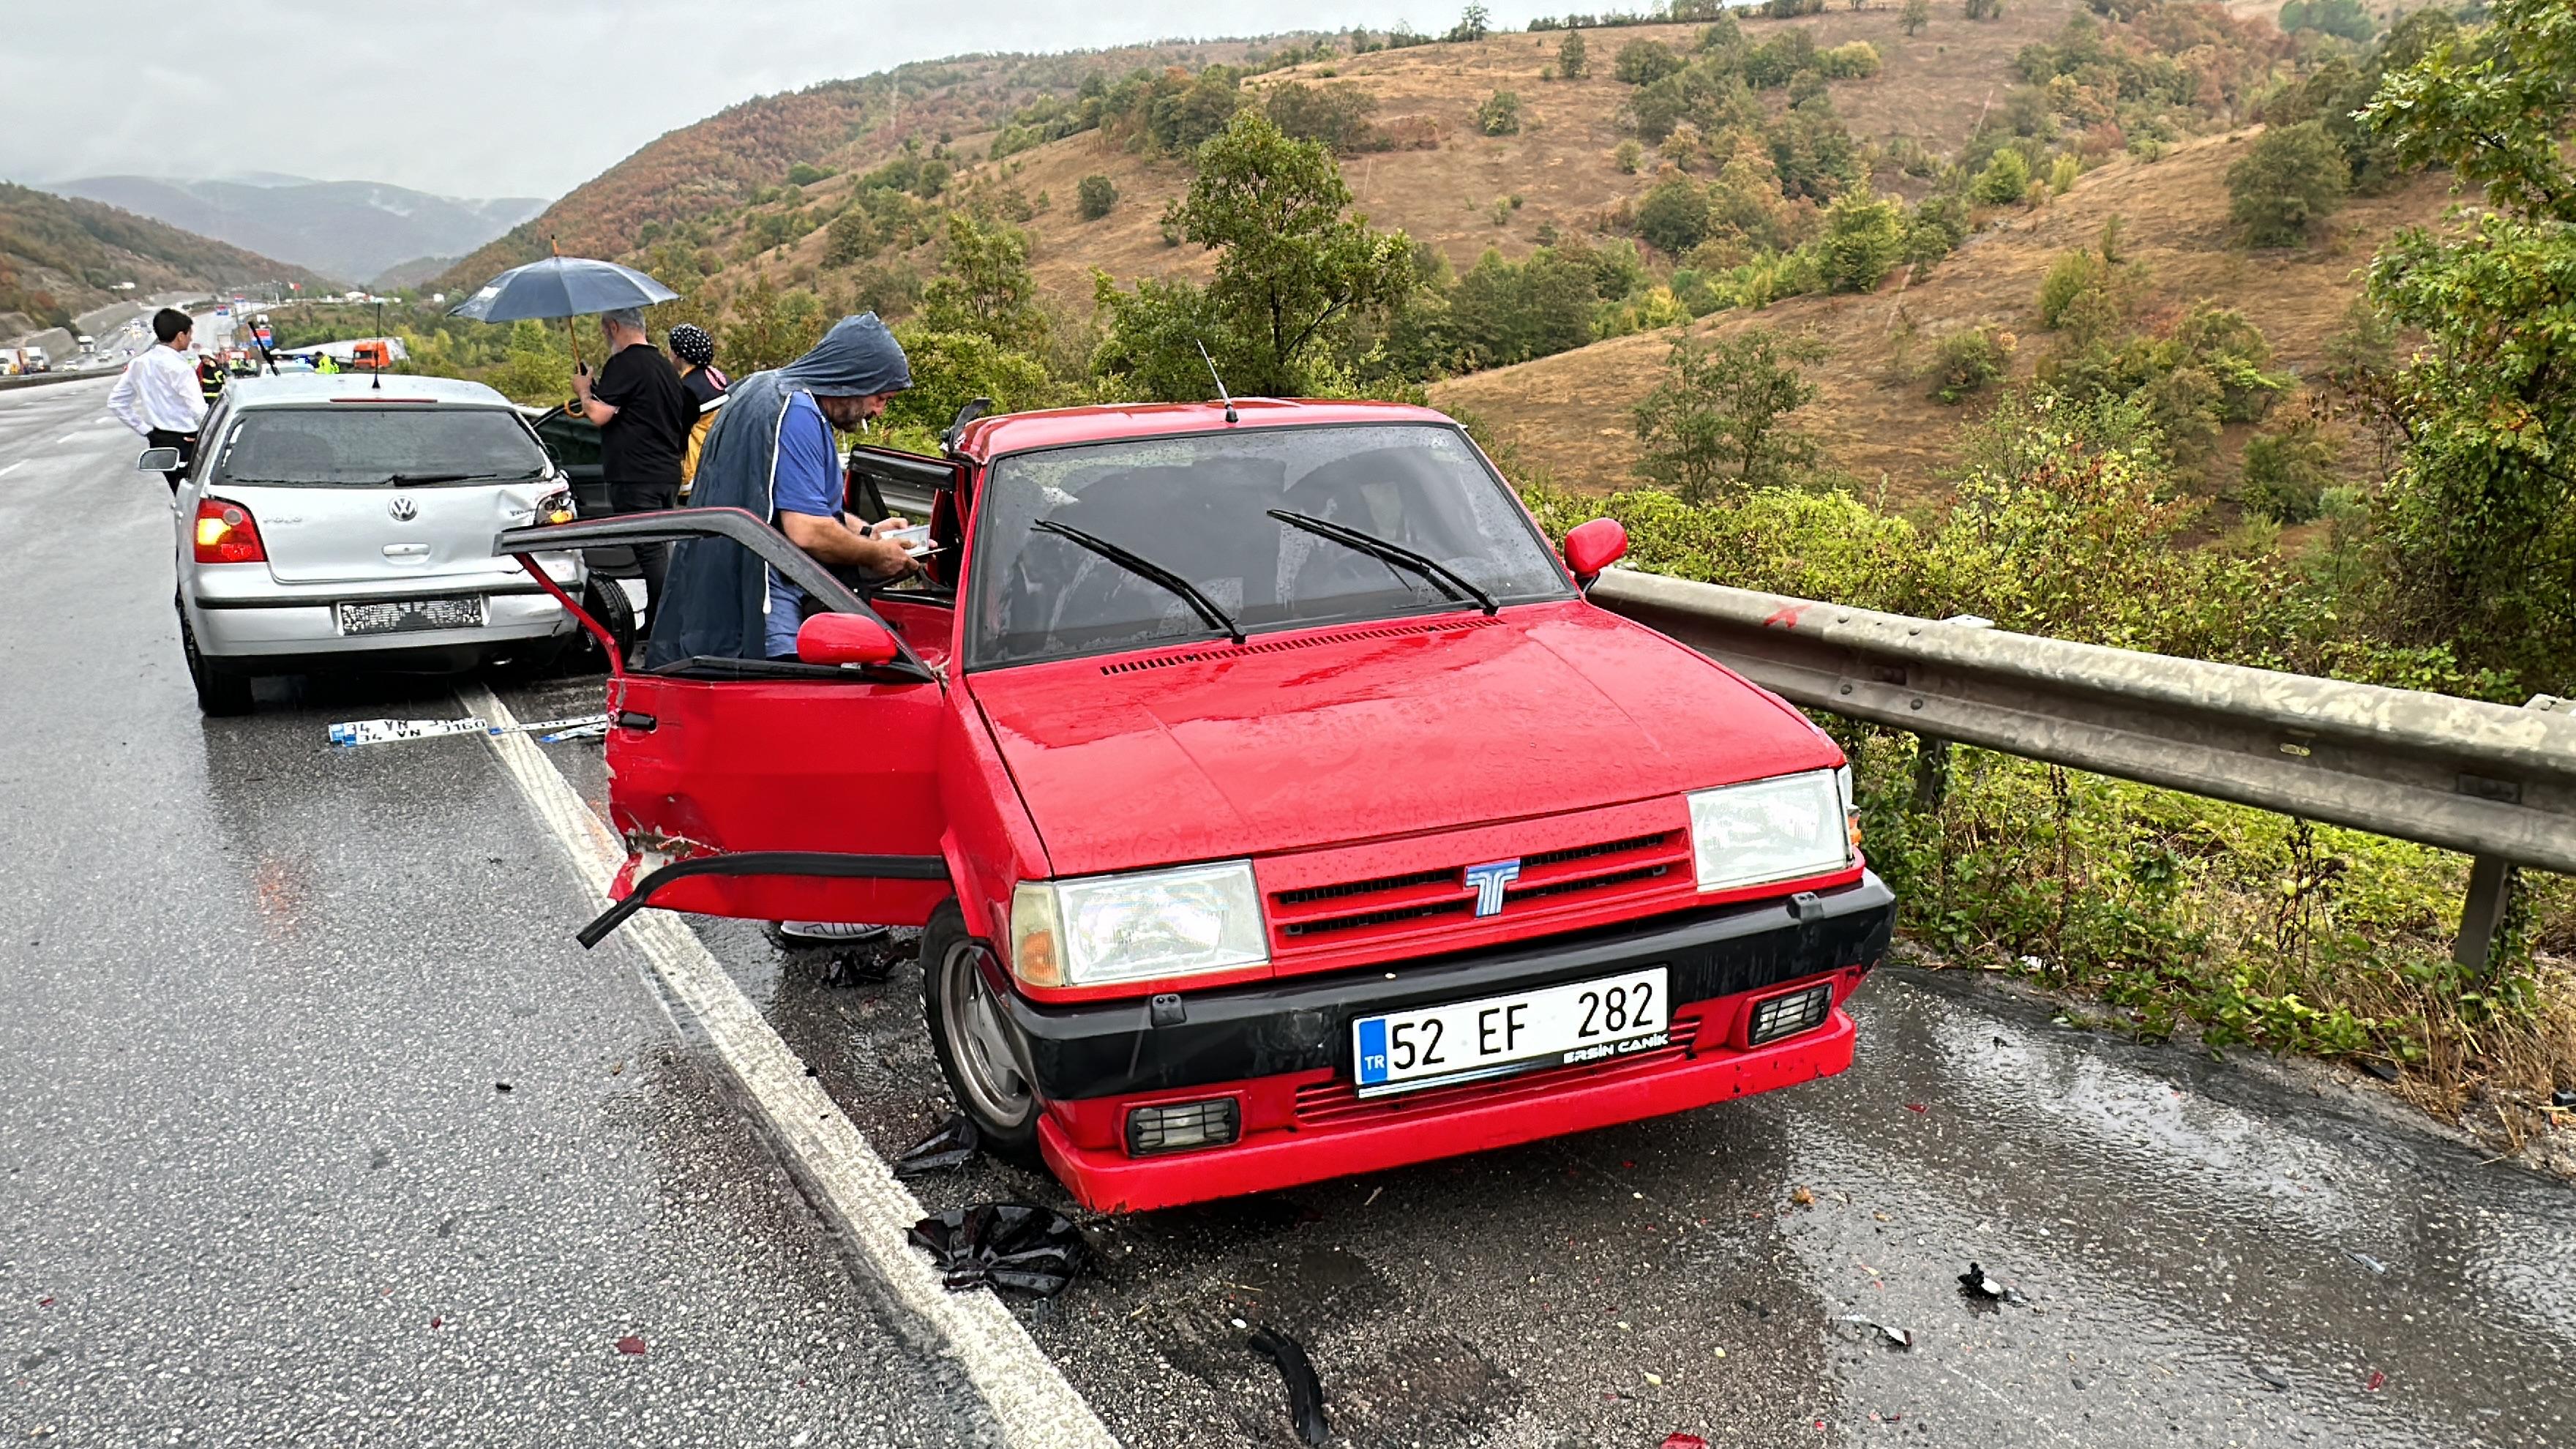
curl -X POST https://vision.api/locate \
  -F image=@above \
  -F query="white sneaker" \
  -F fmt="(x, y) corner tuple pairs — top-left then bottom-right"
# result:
(778, 921), (891, 943)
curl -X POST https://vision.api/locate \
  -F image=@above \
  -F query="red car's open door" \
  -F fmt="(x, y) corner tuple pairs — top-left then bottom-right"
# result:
(497, 508), (954, 946)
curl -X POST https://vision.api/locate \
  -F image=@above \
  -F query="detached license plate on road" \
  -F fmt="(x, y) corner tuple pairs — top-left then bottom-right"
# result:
(1352, 966), (1669, 1098)
(336, 596), (484, 635)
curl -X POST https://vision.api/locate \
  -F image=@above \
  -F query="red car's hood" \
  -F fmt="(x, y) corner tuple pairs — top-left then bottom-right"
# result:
(971, 602), (1838, 877)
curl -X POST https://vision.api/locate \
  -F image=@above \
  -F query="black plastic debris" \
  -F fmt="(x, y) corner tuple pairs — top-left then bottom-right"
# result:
(2253, 1365), (2292, 1391)
(1248, 1325), (1329, 1447)
(907, 1203), (1082, 1298)
(2361, 1060), (2401, 1084)
(1839, 1314), (1914, 1350)
(2551, 1087), (2576, 1110)
(893, 1115), (980, 1178)
(2343, 1248), (2389, 1275)
(1958, 1262), (2029, 1306)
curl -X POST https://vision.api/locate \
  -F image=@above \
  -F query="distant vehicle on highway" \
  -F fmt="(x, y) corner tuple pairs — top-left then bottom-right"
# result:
(4, 345), (50, 375)
(147, 373), (608, 714)
(505, 399), (1896, 1212)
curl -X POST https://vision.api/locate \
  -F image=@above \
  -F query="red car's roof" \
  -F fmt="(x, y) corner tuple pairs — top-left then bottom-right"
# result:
(951, 398), (1456, 462)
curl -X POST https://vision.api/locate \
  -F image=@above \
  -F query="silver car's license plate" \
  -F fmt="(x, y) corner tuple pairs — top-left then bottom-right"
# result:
(1352, 966), (1669, 1098)
(336, 596), (484, 635)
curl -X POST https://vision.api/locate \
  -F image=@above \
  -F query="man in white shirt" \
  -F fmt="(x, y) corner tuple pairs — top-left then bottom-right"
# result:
(108, 309), (210, 492)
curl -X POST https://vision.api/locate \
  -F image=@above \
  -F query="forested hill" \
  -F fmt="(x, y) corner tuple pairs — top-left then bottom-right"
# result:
(433, 35), (1316, 295)
(0, 183), (334, 330)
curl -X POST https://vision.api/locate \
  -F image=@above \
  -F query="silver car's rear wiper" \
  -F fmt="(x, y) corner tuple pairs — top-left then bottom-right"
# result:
(379, 471), (545, 484)
(1033, 519), (1244, 644)
(1267, 509), (1498, 615)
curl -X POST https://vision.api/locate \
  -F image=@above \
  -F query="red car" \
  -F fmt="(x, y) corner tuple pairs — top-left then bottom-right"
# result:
(504, 400), (1893, 1213)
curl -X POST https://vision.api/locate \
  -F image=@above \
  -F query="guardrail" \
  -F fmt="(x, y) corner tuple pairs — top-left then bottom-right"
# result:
(1591, 569), (2576, 970)
(0, 368), (112, 392)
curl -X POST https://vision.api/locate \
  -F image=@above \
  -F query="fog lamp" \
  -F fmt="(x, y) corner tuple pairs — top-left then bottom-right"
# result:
(1747, 983), (1834, 1046)
(1125, 1098), (1240, 1156)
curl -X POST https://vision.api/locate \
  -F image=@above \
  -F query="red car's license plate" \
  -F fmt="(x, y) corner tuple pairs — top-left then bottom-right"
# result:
(1352, 966), (1669, 1098)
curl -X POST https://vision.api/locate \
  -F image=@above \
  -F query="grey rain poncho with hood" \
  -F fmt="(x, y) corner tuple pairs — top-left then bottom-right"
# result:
(643, 314), (911, 667)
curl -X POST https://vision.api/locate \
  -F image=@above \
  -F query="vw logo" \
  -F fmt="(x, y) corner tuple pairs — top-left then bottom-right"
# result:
(387, 495), (418, 522)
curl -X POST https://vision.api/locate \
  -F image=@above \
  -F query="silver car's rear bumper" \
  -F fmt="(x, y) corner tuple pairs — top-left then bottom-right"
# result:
(188, 556), (582, 661)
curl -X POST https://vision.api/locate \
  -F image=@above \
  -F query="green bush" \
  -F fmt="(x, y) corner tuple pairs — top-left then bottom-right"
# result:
(2239, 417), (2339, 523)
(1819, 184), (1906, 293)
(785, 162), (835, 187)
(1614, 138), (1644, 173)
(1634, 176), (1712, 254)
(1557, 29), (1590, 79)
(1478, 90), (1524, 136)
(1816, 42), (1882, 80)
(1077, 174), (1118, 220)
(2228, 121), (2349, 247)
(1926, 326), (2015, 404)
(1615, 40), (1687, 86)
(1972, 149), (2033, 204)
(2037, 249), (2105, 329)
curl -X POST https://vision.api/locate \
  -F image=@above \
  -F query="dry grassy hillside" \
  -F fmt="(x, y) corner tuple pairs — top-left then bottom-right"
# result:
(1432, 129), (2449, 503)
(746, 4), (2084, 300)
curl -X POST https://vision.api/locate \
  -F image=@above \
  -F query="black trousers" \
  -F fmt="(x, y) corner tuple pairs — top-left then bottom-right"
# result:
(147, 429), (198, 493)
(606, 479), (678, 631)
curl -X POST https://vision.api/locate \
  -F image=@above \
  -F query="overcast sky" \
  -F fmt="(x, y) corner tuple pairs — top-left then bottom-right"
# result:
(1, 1), (1552, 201)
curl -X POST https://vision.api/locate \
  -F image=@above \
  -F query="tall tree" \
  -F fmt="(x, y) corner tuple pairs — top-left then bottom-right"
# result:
(2356, 0), (2576, 686)
(1102, 111), (1414, 398)
(918, 212), (1045, 353)
(1632, 326), (1829, 501)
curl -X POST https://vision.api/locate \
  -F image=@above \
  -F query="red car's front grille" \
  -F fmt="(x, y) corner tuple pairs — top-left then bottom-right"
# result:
(1294, 1014), (1705, 1127)
(1269, 830), (1690, 943)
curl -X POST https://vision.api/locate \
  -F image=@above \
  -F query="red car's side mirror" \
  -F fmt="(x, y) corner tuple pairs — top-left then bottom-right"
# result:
(795, 613), (901, 667)
(1563, 517), (1629, 584)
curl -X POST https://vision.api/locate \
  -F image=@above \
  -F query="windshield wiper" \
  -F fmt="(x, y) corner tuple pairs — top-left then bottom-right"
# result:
(1033, 520), (1245, 643)
(378, 470), (543, 485)
(1267, 509), (1497, 615)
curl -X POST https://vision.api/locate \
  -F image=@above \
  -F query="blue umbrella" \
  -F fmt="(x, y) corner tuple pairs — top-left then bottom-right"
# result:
(449, 253), (677, 322)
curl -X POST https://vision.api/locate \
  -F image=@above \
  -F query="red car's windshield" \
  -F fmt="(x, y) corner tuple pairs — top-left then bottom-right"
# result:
(967, 423), (1570, 668)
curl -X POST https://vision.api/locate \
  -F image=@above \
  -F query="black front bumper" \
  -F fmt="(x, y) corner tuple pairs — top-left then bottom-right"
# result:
(999, 873), (1895, 1101)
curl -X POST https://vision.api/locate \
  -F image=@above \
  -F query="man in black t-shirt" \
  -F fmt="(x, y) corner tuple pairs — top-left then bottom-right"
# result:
(573, 307), (693, 637)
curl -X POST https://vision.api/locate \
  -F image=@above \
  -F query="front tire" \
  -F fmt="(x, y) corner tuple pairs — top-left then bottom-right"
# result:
(179, 606), (252, 716)
(921, 900), (1043, 1166)
(578, 577), (637, 668)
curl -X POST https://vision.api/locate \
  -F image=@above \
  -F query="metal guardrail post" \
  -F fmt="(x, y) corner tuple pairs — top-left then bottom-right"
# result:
(2452, 855), (2515, 972)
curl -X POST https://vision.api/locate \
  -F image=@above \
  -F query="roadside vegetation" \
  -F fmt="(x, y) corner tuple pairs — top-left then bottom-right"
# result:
(343, 1), (2572, 1152)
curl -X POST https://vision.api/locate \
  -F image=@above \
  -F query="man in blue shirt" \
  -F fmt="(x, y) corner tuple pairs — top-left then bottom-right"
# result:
(645, 314), (918, 668)
(765, 385), (918, 659)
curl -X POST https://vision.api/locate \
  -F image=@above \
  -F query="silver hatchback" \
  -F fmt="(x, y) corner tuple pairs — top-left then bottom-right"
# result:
(154, 374), (590, 714)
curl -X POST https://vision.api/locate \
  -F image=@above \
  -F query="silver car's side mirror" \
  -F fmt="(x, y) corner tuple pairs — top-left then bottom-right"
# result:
(137, 447), (181, 473)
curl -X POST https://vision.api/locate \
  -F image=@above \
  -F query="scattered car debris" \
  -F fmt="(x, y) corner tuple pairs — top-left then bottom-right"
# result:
(1958, 1262), (2029, 1306)
(1660, 1435), (1710, 1449)
(2550, 1088), (2575, 1111)
(2361, 1061), (2402, 1084)
(2343, 1248), (2389, 1275)
(1247, 1325), (1329, 1446)
(493, 1082), (512, 1094)
(1903, 1102), (1929, 1114)
(614, 1336), (647, 1356)
(892, 1115), (980, 1178)
(907, 1203), (1082, 1297)
(2253, 1365), (2291, 1391)
(1789, 1186), (1814, 1208)
(1839, 1314), (1914, 1350)
(2365, 1370), (2386, 1392)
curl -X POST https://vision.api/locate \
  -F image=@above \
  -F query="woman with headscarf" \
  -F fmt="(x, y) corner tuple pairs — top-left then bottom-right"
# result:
(665, 322), (730, 496)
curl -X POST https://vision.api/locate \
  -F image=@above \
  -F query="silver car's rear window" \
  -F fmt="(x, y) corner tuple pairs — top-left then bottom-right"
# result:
(215, 407), (550, 487)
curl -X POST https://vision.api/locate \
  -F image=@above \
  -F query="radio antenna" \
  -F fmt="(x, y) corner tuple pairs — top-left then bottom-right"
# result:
(372, 297), (384, 390)
(1196, 340), (1237, 424)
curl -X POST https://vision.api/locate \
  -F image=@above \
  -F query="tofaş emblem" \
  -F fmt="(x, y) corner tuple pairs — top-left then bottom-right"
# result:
(1463, 858), (1521, 917)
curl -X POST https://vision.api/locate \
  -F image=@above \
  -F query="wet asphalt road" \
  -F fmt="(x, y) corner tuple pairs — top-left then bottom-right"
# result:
(7, 375), (2575, 1446)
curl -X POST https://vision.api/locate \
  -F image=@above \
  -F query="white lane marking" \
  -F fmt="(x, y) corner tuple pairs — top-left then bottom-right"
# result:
(0, 462), (22, 477)
(460, 684), (1117, 1449)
